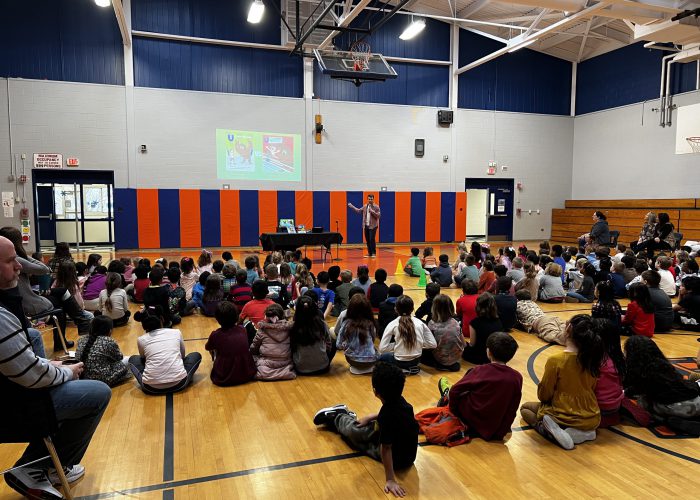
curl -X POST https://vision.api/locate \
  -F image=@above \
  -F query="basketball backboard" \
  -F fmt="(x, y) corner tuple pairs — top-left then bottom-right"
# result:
(675, 102), (700, 154)
(313, 49), (398, 85)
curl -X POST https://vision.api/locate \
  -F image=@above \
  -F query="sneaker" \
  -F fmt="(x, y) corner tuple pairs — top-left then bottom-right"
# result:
(5, 467), (64, 499)
(542, 415), (575, 450)
(564, 427), (596, 444)
(47, 464), (85, 485)
(564, 296), (579, 303)
(437, 377), (451, 398)
(402, 365), (420, 376)
(313, 404), (349, 426)
(349, 365), (374, 375)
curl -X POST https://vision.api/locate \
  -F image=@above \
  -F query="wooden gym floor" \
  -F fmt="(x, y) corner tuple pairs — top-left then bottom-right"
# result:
(2, 243), (699, 499)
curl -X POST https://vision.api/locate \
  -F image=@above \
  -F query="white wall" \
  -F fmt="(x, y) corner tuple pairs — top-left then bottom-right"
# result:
(0, 77), (576, 243)
(572, 90), (700, 199)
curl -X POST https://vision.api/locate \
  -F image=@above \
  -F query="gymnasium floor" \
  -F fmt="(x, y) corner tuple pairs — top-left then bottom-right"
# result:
(2, 243), (699, 499)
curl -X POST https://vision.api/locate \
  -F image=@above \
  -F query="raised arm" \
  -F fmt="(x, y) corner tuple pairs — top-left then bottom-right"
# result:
(17, 256), (51, 276)
(347, 203), (362, 214)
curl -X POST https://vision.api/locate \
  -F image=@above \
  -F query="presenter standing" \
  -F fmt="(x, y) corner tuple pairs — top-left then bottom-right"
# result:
(348, 194), (381, 257)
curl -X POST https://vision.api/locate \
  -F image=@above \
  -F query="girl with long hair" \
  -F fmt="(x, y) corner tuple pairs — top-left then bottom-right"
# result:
(202, 274), (224, 317)
(592, 318), (625, 427)
(51, 260), (93, 335)
(591, 281), (622, 329)
(422, 294), (464, 371)
(462, 293), (503, 365)
(336, 294), (378, 374)
(76, 315), (130, 386)
(621, 283), (655, 337)
(515, 261), (539, 302)
(378, 295), (437, 375)
(48, 241), (73, 279)
(290, 295), (335, 375)
(98, 272), (131, 326)
(520, 314), (604, 450)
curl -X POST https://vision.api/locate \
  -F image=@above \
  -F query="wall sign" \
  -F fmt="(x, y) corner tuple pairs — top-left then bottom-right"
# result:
(66, 157), (80, 167)
(34, 153), (63, 169)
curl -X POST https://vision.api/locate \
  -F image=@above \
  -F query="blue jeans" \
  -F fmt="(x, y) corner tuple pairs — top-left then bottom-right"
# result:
(27, 328), (46, 359)
(16, 380), (111, 468)
(567, 291), (592, 303)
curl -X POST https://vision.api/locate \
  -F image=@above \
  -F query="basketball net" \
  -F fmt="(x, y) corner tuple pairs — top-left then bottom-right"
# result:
(687, 137), (700, 153)
(350, 40), (371, 72)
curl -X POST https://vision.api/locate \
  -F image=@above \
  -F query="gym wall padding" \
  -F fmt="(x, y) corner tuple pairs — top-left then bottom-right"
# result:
(114, 189), (467, 250)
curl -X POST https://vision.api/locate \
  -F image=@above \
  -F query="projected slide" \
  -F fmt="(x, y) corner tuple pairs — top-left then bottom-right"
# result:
(216, 129), (302, 182)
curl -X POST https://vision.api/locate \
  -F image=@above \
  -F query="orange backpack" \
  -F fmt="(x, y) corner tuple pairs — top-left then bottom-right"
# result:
(415, 407), (470, 447)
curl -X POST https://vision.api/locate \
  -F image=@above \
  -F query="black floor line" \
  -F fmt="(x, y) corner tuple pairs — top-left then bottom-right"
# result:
(163, 393), (174, 483)
(183, 337), (208, 342)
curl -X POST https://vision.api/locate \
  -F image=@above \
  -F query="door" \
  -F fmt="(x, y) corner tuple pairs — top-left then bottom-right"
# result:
(35, 185), (56, 247)
(465, 189), (488, 239)
(464, 178), (514, 241)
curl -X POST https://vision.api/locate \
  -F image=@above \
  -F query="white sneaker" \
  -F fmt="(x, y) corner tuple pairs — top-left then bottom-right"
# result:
(47, 464), (85, 485)
(542, 415), (575, 450)
(4, 467), (64, 499)
(565, 427), (597, 444)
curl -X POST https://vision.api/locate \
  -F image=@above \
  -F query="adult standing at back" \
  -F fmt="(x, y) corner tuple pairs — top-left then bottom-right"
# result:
(348, 194), (381, 258)
(579, 211), (610, 248)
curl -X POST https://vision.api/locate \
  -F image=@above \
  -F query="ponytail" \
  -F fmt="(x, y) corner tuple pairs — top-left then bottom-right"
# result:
(104, 272), (121, 313)
(569, 314), (603, 377)
(395, 295), (416, 350)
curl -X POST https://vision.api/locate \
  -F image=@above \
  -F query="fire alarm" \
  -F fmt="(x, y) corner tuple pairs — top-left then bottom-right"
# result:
(18, 175), (27, 183)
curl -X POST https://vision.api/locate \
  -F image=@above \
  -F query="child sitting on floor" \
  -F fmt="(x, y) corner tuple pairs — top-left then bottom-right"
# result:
(205, 301), (255, 386)
(456, 279), (479, 337)
(538, 263), (565, 303)
(98, 272), (131, 327)
(378, 284), (403, 338)
(129, 265), (150, 303)
(674, 276), (700, 331)
(621, 283), (655, 337)
(351, 265), (372, 294)
(244, 256), (259, 285)
(332, 270), (354, 316)
(368, 268), (389, 309)
(437, 332), (522, 441)
(313, 362), (418, 497)
(228, 269), (253, 309)
(312, 271), (335, 319)
(421, 247), (438, 272)
(76, 315), (131, 387)
(421, 294), (464, 371)
(404, 247), (422, 277)
(591, 281), (622, 330)
(201, 274), (224, 317)
(336, 294), (378, 375)
(250, 303), (295, 381)
(415, 282), (440, 323)
(430, 254), (453, 288)
(592, 318), (625, 428)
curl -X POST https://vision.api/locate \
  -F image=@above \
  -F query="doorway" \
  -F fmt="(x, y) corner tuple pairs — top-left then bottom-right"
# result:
(464, 178), (514, 241)
(33, 170), (115, 250)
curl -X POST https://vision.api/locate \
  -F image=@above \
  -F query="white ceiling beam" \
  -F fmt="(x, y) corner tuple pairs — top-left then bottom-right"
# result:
(523, 9), (551, 37)
(590, 25), (631, 44)
(622, 19), (636, 30)
(577, 18), (593, 61)
(457, 0), (491, 18)
(112, 0), (131, 47)
(538, 16), (613, 50)
(478, 13), (563, 24)
(455, 2), (610, 74)
(317, 0), (372, 49)
(607, 0), (683, 14)
(464, 27), (508, 43)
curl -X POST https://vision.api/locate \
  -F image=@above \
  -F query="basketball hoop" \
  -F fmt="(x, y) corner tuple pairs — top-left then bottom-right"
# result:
(349, 40), (371, 72)
(687, 137), (700, 153)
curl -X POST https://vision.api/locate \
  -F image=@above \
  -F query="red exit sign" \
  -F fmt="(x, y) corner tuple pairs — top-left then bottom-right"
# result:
(66, 157), (80, 167)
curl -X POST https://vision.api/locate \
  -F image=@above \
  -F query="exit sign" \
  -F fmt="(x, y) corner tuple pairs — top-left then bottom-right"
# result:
(66, 157), (80, 167)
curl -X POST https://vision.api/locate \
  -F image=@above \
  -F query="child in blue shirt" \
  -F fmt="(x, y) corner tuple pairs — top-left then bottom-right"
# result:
(312, 271), (335, 319)
(244, 256), (259, 285)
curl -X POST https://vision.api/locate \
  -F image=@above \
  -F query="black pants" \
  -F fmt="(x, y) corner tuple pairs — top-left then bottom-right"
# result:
(634, 239), (673, 259)
(128, 353), (202, 395)
(364, 226), (377, 256)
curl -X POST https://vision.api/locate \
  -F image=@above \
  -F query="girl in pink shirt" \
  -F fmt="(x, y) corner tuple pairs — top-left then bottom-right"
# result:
(592, 318), (625, 427)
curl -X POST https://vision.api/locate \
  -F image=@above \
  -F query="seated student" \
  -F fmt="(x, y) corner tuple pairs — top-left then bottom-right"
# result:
(621, 256), (638, 284)
(165, 267), (186, 323)
(205, 301), (256, 386)
(179, 257), (200, 301)
(506, 257), (525, 284)
(592, 319), (625, 427)
(379, 295), (437, 375)
(591, 281), (622, 330)
(624, 336), (700, 436)
(494, 277), (517, 331)
(462, 293), (504, 365)
(415, 282), (440, 323)
(565, 263), (596, 303)
(76, 315), (131, 387)
(538, 263), (565, 303)
(656, 256), (677, 297)
(201, 274), (224, 318)
(250, 303), (295, 381)
(594, 257), (613, 284)
(197, 249), (213, 274)
(609, 262), (628, 298)
(240, 280), (275, 327)
(368, 268), (390, 309)
(421, 247), (438, 272)
(520, 314), (603, 450)
(222, 250), (240, 270)
(51, 261), (94, 335)
(674, 276), (700, 331)
(184, 271), (208, 315)
(244, 256), (259, 285)
(487, 264), (514, 295)
(551, 245), (567, 283)
(436, 333), (523, 440)
(332, 270), (353, 316)
(515, 261), (539, 300)
(211, 259), (225, 278)
(478, 261), (496, 294)
(378, 284), (403, 338)
(621, 283), (655, 337)
(421, 294), (464, 371)
(455, 254), (480, 286)
(128, 306), (202, 395)
(332, 286), (366, 339)
(290, 296), (335, 375)
(228, 269), (253, 309)
(336, 294), (378, 374)
(136, 265), (176, 327)
(313, 362), (418, 497)
(514, 290), (567, 345)
(265, 264), (290, 308)
(221, 263), (237, 295)
(642, 270), (674, 332)
(456, 279), (479, 336)
(312, 271), (335, 319)
(292, 263), (315, 300)
(327, 265), (342, 292)
(562, 252), (575, 275)
(452, 251), (467, 280)
(98, 272), (131, 327)
(351, 265), (372, 294)
(83, 266), (108, 312)
(430, 254), (453, 288)
(128, 265), (150, 303)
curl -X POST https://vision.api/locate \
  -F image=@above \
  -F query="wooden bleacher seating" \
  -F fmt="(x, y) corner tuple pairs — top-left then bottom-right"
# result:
(552, 199), (700, 246)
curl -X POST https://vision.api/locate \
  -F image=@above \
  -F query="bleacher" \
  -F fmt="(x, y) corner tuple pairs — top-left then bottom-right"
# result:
(551, 199), (700, 247)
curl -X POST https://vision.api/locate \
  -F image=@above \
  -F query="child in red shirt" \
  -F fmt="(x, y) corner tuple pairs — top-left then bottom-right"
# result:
(129, 266), (150, 303)
(240, 280), (275, 326)
(455, 279), (479, 336)
(621, 283), (655, 337)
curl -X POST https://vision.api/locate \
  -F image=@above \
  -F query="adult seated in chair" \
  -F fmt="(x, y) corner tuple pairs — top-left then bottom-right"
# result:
(630, 212), (657, 253)
(634, 212), (676, 259)
(578, 211), (610, 248)
(0, 237), (111, 499)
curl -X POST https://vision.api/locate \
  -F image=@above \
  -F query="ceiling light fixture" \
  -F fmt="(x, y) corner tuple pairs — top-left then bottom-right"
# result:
(95, 0), (111, 7)
(399, 18), (426, 40)
(247, 0), (265, 24)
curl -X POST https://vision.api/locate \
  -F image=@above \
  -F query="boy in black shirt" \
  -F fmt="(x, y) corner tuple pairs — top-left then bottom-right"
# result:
(378, 284), (403, 338)
(264, 264), (290, 308)
(313, 362), (418, 497)
(415, 282), (440, 323)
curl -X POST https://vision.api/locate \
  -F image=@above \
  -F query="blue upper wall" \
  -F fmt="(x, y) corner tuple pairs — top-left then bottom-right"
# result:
(0, 0), (124, 85)
(457, 30), (572, 115)
(576, 42), (697, 115)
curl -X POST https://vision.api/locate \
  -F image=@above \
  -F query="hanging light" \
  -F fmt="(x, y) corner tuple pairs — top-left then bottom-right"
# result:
(94, 0), (111, 7)
(247, 0), (265, 24)
(399, 18), (426, 40)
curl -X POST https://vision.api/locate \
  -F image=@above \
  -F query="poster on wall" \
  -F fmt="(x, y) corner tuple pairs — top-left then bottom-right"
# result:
(216, 129), (302, 182)
(34, 153), (63, 169)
